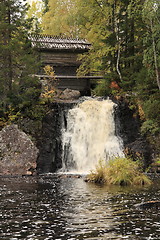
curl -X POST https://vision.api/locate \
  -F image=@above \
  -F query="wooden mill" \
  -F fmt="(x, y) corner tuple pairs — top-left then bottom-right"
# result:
(30, 34), (102, 95)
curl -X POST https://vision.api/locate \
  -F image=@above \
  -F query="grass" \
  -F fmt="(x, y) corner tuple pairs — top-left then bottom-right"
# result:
(86, 157), (152, 186)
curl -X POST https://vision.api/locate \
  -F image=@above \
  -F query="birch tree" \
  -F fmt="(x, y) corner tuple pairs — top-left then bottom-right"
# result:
(143, 0), (160, 90)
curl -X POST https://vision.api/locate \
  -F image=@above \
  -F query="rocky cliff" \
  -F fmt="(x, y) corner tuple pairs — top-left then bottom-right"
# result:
(36, 102), (75, 174)
(36, 97), (151, 173)
(115, 98), (152, 168)
(0, 96), (152, 175)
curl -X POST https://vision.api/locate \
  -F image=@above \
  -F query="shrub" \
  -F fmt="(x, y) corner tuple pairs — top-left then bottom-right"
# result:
(92, 79), (111, 96)
(92, 73), (120, 96)
(87, 157), (151, 186)
(141, 119), (160, 135)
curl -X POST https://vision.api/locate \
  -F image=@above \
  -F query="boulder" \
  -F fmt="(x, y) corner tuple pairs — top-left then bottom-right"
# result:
(59, 88), (81, 100)
(0, 124), (38, 175)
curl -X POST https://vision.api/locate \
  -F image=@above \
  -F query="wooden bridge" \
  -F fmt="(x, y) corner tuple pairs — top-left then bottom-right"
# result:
(30, 34), (103, 94)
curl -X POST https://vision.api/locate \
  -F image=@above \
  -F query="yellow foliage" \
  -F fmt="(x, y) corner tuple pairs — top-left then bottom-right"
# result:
(41, 65), (58, 101)
(41, 88), (55, 99)
(87, 160), (108, 184)
(137, 101), (145, 120)
(44, 65), (56, 79)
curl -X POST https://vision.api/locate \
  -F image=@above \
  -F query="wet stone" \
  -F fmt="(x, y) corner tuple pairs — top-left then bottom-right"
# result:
(0, 124), (38, 175)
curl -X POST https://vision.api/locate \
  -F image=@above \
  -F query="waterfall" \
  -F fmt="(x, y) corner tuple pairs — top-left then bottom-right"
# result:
(61, 98), (124, 174)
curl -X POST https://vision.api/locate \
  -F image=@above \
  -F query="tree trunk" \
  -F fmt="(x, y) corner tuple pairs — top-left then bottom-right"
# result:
(2, 1), (13, 92)
(150, 19), (160, 90)
(113, 1), (122, 82)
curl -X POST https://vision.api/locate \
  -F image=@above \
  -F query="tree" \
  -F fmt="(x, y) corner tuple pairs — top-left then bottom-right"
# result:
(27, 0), (44, 31)
(41, 0), (160, 93)
(76, 0), (145, 88)
(40, 0), (160, 137)
(0, 0), (40, 120)
(41, 0), (79, 37)
(42, 0), (49, 13)
(143, 0), (160, 90)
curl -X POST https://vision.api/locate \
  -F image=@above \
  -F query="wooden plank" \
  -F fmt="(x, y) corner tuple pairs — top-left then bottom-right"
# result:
(35, 75), (103, 79)
(41, 52), (81, 64)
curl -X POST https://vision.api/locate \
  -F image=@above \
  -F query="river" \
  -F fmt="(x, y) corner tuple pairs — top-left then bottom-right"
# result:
(0, 175), (160, 240)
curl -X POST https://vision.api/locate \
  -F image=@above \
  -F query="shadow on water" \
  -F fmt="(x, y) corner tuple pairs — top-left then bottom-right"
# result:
(0, 175), (160, 239)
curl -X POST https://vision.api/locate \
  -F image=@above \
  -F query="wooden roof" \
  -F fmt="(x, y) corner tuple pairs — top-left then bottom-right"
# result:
(29, 34), (91, 51)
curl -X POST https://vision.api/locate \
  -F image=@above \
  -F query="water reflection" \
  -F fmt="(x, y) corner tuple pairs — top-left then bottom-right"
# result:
(0, 176), (160, 239)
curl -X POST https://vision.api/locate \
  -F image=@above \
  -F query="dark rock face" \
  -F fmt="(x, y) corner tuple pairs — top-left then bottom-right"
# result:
(36, 98), (152, 173)
(37, 102), (75, 174)
(0, 124), (38, 175)
(114, 99), (140, 144)
(114, 99), (151, 168)
(124, 138), (152, 168)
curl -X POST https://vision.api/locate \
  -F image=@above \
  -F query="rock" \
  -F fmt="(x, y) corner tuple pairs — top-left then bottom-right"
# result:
(134, 201), (160, 210)
(0, 124), (38, 175)
(59, 88), (81, 100)
(57, 173), (83, 179)
(149, 162), (160, 173)
(124, 138), (152, 169)
(114, 98), (152, 168)
(37, 102), (74, 174)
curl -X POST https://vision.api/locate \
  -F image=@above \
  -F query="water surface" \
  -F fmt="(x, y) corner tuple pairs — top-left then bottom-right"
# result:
(0, 175), (160, 240)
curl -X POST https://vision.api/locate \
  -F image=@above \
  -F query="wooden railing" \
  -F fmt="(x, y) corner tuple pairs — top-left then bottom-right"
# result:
(34, 75), (103, 80)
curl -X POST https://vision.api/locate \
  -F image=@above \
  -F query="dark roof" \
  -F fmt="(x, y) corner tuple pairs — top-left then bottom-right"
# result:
(29, 34), (91, 51)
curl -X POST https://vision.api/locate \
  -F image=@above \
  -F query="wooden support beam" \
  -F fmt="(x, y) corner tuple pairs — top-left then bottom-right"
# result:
(34, 75), (104, 80)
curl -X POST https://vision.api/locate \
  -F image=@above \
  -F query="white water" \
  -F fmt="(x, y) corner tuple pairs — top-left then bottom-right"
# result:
(62, 98), (124, 174)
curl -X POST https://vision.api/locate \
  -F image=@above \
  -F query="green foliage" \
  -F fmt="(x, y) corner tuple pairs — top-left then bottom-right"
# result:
(41, 0), (159, 97)
(92, 79), (111, 97)
(92, 73), (120, 96)
(27, 0), (44, 31)
(142, 0), (160, 90)
(143, 97), (160, 121)
(0, 0), (42, 125)
(87, 157), (152, 186)
(42, 0), (78, 37)
(133, 67), (160, 136)
(40, 0), (160, 139)
(0, 0), (159, 143)
(21, 102), (47, 121)
(155, 155), (160, 164)
(141, 120), (160, 135)
(42, 0), (49, 13)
